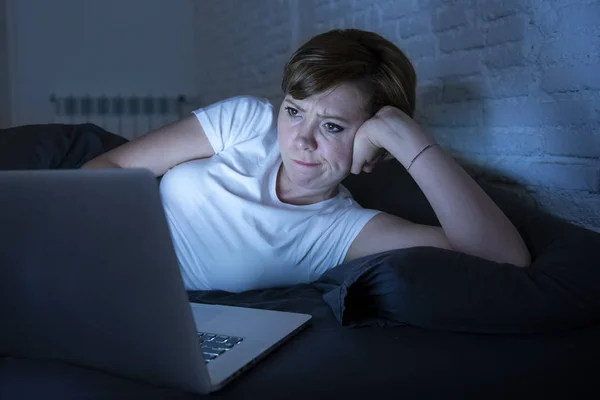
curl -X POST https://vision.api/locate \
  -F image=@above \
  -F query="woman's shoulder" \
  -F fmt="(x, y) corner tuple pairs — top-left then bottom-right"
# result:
(196, 95), (274, 115)
(191, 94), (277, 150)
(202, 94), (275, 124)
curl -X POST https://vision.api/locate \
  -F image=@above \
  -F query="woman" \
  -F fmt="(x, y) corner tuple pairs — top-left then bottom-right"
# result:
(83, 29), (530, 293)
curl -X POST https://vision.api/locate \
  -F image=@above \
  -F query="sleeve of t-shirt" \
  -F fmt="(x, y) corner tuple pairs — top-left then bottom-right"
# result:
(336, 206), (383, 265)
(192, 95), (275, 155)
(309, 202), (383, 282)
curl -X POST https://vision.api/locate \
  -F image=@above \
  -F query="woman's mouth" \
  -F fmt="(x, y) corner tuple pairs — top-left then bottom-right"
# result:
(293, 159), (320, 167)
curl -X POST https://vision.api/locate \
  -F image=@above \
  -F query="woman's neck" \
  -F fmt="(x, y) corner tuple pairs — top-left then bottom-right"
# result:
(275, 163), (339, 206)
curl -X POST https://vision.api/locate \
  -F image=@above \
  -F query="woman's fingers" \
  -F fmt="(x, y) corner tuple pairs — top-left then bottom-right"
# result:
(361, 150), (388, 173)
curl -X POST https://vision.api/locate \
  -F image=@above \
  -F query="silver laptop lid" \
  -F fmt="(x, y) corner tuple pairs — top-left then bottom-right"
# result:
(0, 169), (211, 394)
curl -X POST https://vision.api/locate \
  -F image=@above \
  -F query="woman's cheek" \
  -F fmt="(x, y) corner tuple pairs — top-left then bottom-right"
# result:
(330, 144), (353, 170)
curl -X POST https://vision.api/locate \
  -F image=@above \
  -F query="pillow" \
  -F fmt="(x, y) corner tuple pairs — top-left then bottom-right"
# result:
(324, 160), (600, 333)
(0, 123), (128, 170)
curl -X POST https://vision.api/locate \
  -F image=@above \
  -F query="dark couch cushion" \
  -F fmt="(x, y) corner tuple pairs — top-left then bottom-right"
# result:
(326, 159), (600, 333)
(0, 123), (128, 170)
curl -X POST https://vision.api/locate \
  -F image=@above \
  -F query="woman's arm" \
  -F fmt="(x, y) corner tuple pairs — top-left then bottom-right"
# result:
(82, 114), (215, 177)
(388, 140), (530, 266)
(350, 106), (531, 267)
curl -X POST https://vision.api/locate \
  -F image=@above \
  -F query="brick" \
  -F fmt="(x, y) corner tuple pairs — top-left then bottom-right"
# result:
(556, 1), (600, 34)
(485, 130), (544, 156)
(394, 12), (430, 39)
(420, 101), (483, 127)
(477, 0), (524, 21)
(431, 127), (543, 156)
(486, 14), (526, 46)
(483, 99), (592, 127)
(541, 64), (600, 93)
(413, 109), (430, 127)
(432, 6), (468, 32)
(440, 52), (483, 76)
(414, 52), (481, 81)
(427, 127), (479, 151)
(400, 35), (437, 59)
(542, 124), (600, 158)
(413, 59), (437, 82)
(351, 6), (382, 31)
(539, 33), (600, 64)
(416, 84), (444, 105)
(378, 1), (418, 22)
(438, 27), (486, 52)
(482, 69), (533, 98)
(442, 75), (485, 102)
(483, 43), (525, 69)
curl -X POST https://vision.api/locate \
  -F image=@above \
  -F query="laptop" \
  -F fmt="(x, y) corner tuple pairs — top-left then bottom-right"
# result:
(0, 169), (312, 394)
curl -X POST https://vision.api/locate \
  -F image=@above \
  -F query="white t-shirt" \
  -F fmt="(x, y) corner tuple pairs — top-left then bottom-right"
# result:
(159, 95), (381, 293)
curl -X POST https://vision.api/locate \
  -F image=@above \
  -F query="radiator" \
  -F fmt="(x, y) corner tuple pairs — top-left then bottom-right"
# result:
(49, 94), (189, 140)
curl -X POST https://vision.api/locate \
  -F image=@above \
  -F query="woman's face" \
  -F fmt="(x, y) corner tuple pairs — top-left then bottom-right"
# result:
(276, 82), (370, 196)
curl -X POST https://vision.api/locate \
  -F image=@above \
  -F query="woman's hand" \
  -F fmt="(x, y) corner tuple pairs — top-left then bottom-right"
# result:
(351, 106), (436, 174)
(350, 122), (387, 174)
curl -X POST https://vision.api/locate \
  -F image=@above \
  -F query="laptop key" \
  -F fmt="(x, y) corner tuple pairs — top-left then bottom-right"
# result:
(202, 352), (218, 360)
(208, 342), (233, 349)
(201, 346), (226, 355)
(203, 343), (231, 352)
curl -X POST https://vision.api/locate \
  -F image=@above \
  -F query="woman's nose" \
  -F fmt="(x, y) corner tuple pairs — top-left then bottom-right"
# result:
(294, 126), (317, 151)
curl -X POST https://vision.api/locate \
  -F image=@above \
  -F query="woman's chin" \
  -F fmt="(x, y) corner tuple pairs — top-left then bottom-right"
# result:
(283, 162), (343, 190)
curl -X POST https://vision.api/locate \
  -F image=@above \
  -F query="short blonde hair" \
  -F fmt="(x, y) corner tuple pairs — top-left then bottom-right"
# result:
(281, 29), (417, 117)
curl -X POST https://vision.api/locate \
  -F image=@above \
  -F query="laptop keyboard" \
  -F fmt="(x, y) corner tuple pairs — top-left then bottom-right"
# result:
(198, 332), (244, 363)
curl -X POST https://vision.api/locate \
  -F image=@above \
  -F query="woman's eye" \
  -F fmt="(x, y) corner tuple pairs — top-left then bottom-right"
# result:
(285, 107), (298, 117)
(324, 122), (344, 133)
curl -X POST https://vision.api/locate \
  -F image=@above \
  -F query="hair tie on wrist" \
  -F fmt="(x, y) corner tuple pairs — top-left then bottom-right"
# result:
(407, 143), (438, 171)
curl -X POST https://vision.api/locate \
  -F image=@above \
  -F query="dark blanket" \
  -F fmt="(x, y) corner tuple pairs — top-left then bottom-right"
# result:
(185, 288), (600, 399)
(3, 284), (599, 399)
(0, 123), (128, 170)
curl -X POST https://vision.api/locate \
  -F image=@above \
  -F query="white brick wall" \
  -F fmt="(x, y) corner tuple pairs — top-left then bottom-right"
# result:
(195, 0), (600, 232)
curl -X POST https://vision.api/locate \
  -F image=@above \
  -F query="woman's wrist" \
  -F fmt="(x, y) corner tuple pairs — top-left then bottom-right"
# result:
(379, 127), (438, 170)
(407, 143), (441, 171)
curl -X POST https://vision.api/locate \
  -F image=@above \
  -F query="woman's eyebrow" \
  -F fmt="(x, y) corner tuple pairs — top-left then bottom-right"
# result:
(285, 99), (350, 124)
